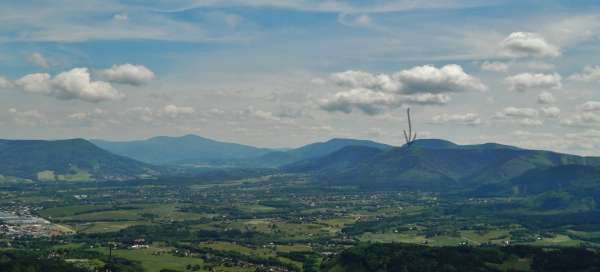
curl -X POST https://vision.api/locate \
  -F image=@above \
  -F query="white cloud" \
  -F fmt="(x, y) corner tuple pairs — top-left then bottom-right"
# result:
(499, 32), (560, 58)
(322, 64), (483, 115)
(331, 65), (485, 94)
(124, 106), (155, 123)
(394, 64), (486, 94)
(400, 93), (451, 105)
(355, 14), (372, 26)
(68, 108), (106, 121)
(14, 68), (123, 102)
(117, 105), (197, 124)
(579, 101), (600, 111)
(160, 104), (195, 118)
(338, 13), (373, 28)
(331, 70), (400, 92)
(161, 0), (492, 14)
(568, 65), (600, 82)
(480, 61), (508, 72)
(238, 106), (297, 124)
(26, 52), (50, 68)
(319, 88), (451, 115)
(431, 113), (481, 126)
(579, 112), (600, 123)
(113, 13), (128, 22)
(0, 76), (12, 88)
(497, 107), (538, 118)
(319, 88), (396, 115)
(537, 91), (555, 104)
(524, 61), (555, 71)
(96, 63), (155, 85)
(540, 106), (560, 118)
(518, 118), (543, 126)
(8, 108), (47, 126)
(562, 112), (600, 127)
(505, 73), (562, 92)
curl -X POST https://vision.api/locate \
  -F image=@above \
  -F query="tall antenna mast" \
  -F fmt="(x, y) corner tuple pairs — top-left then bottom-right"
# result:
(403, 108), (417, 145)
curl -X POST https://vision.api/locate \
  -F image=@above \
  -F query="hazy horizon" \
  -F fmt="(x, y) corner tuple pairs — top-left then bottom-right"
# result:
(2, 1), (600, 155)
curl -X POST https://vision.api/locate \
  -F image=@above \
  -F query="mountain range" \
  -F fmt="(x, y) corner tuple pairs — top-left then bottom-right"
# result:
(2, 134), (600, 199)
(91, 134), (273, 165)
(0, 135), (394, 181)
(0, 139), (157, 182)
(92, 135), (391, 167)
(283, 139), (600, 196)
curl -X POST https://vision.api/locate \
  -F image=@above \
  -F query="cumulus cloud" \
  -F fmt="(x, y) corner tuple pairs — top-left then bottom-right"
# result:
(394, 64), (486, 94)
(540, 106), (560, 118)
(68, 108), (107, 121)
(96, 63), (155, 85)
(238, 106), (297, 124)
(26, 52), (50, 68)
(338, 13), (373, 27)
(331, 70), (400, 92)
(66, 108), (121, 127)
(401, 93), (451, 105)
(0, 76), (12, 88)
(319, 89), (395, 115)
(568, 65), (600, 82)
(117, 105), (196, 124)
(505, 72), (562, 92)
(499, 32), (560, 58)
(494, 107), (544, 126)
(8, 108), (47, 126)
(14, 68), (123, 102)
(480, 61), (509, 72)
(579, 101), (600, 111)
(159, 104), (195, 118)
(498, 107), (538, 118)
(562, 112), (600, 127)
(113, 13), (128, 22)
(518, 118), (543, 126)
(331, 65), (485, 94)
(537, 91), (555, 104)
(319, 89), (450, 115)
(322, 64), (483, 115)
(431, 113), (481, 126)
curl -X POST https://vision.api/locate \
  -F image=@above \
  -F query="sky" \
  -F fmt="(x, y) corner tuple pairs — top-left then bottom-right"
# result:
(2, 0), (600, 155)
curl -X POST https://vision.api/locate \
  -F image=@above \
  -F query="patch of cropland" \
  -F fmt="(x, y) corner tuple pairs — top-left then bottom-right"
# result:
(2, 138), (600, 271)
(2, 171), (600, 271)
(0, 139), (157, 181)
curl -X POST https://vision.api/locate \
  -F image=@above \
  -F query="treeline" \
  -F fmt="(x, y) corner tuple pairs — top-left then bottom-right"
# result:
(0, 251), (88, 272)
(321, 243), (600, 272)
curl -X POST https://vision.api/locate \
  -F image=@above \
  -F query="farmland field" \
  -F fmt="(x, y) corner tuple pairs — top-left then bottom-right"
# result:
(1, 174), (600, 271)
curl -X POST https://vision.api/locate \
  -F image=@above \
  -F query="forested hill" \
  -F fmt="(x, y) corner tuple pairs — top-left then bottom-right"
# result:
(286, 139), (600, 192)
(0, 138), (157, 181)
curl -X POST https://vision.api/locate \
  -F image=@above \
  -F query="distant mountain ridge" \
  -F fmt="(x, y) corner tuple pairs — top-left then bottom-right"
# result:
(253, 138), (392, 167)
(92, 134), (273, 165)
(92, 135), (393, 167)
(0, 139), (156, 181)
(285, 139), (600, 192)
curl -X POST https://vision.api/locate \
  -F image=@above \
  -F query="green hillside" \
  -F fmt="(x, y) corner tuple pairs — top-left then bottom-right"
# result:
(254, 138), (392, 167)
(0, 139), (157, 181)
(282, 145), (384, 173)
(294, 139), (600, 191)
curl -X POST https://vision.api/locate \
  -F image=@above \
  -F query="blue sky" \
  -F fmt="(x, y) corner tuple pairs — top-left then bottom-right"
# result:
(2, 0), (600, 154)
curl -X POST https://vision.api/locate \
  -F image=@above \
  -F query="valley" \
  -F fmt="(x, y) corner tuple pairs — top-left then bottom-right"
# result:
(2, 136), (600, 271)
(2, 171), (600, 271)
